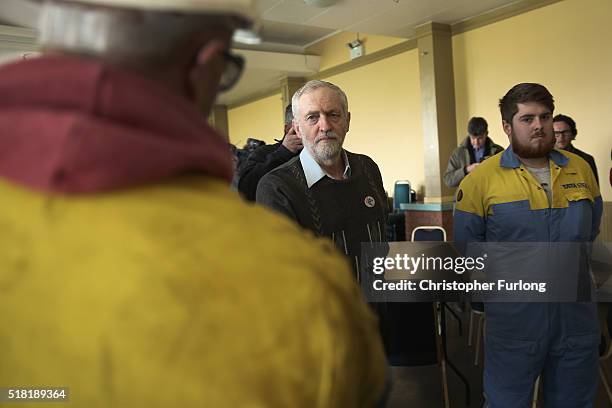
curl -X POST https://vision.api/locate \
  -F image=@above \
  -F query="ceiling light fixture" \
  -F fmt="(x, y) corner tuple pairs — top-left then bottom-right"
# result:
(233, 29), (262, 45)
(303, 0), (338, 8)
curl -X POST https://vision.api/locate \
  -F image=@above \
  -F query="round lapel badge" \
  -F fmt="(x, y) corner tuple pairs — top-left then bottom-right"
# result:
(364, 196), (376, 208)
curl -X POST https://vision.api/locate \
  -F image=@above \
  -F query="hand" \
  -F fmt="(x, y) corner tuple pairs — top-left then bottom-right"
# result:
(466, 163), (480, 173)
(281, 125), (303, 153)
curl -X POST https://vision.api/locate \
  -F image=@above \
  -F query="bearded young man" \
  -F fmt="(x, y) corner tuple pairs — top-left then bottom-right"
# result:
(0, 2), (387, 406)
(256, 80), (388, 270)
(454, 83), (602, 407)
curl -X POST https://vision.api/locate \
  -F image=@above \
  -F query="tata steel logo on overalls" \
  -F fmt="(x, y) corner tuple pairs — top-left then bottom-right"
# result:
(561, 182), (588, 189)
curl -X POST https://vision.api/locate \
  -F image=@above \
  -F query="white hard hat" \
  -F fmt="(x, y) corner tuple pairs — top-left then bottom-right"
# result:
(64, 0), (257, 27)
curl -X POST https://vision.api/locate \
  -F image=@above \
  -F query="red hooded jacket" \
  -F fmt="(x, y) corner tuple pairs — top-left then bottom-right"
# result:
(0, 55), (233, 194)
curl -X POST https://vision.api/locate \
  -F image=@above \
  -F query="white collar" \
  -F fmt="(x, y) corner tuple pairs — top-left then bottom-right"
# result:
(299, 147), (351, 188)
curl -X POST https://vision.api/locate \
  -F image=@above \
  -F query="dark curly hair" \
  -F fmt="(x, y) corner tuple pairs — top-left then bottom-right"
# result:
(499, 83), (555, 124)
(467, 117), (488, 136)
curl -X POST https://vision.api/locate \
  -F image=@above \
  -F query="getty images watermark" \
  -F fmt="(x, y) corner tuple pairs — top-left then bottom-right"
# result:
(359, 241), (612, 303)
(371, 252), (546, 294)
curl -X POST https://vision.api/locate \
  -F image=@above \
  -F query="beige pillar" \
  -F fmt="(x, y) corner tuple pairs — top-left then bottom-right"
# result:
(208, 105), (229, 142)
(280, 77), (306, 114)
(416, 22), (457, 203)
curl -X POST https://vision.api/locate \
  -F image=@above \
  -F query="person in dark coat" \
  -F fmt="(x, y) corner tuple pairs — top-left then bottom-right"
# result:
(553, 114), (599, 185)
(236, 104), (302, 201)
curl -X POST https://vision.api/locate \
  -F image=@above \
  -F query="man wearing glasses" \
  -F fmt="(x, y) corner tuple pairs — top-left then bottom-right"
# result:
(0, 1), (387, 406)
(553, 114), (599, 185)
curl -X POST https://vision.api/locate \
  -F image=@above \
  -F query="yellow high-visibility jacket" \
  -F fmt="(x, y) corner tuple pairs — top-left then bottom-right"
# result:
(0, 176), (386, 407)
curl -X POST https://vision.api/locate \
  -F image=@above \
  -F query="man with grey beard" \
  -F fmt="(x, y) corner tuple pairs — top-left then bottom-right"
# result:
(454, 83), (602, 407)
(256, 80), (388, 272)
(257, 80), (442, 371)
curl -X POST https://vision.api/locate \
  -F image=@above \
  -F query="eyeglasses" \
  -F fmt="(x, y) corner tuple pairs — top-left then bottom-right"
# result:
(554, 130), (573, 137)
(219, 51), (245, 93)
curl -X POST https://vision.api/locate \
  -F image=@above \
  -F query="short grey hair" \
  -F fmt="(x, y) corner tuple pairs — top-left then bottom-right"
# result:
(39, 1), (227, 66)
(291, 80), (349, 120)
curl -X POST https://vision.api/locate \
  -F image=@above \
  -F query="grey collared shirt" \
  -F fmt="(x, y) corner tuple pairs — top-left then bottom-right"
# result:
(299, 147), (351, 188)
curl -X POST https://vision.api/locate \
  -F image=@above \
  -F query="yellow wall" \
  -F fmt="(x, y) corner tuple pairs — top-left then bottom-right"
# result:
(228, 0), (611, 201)
(453, 0), (612, 200)
(227, 93), (283, 146)
(321, 49), (423, 195)
(306, 32), (406, 72)
(226, 42), (422, 196)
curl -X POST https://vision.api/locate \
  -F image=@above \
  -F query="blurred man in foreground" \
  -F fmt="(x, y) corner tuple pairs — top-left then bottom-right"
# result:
(0, 1), (386, 406)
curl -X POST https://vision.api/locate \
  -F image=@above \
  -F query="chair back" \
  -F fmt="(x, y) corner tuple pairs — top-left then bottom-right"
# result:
(411, 226), (447, 242)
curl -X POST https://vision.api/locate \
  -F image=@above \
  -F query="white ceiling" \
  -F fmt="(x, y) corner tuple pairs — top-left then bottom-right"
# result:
(0, 0), (522, 105)
(226, 0), (521, 104)
(257, 0), (517, 44)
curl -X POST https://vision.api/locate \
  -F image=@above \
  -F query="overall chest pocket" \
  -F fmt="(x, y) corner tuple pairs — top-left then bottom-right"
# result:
(564, 189), (593, 204)
(488, 200), (537, 241)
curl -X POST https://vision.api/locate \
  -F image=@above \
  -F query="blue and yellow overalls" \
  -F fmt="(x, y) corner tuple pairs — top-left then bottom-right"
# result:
(454, 146), (603, 408)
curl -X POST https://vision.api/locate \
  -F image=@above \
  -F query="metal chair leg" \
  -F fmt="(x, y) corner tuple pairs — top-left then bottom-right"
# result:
(468, 311), (475, 347)
(434, 303), (451, 408)
(532, 375), (540, 408)
(474, 314), (484, 366)
(440, 358), (450, 408)
(444, 303), (463, 336)
(599, 363), (612, 406)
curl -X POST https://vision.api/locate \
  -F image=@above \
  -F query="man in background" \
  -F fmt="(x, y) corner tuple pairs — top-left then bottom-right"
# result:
(554, 113), (599, 184)
(0, 1), (387, 406)
(455, 83), (602, 407)
(237, 104), (302, 201)
(444, 116), (504, 187)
